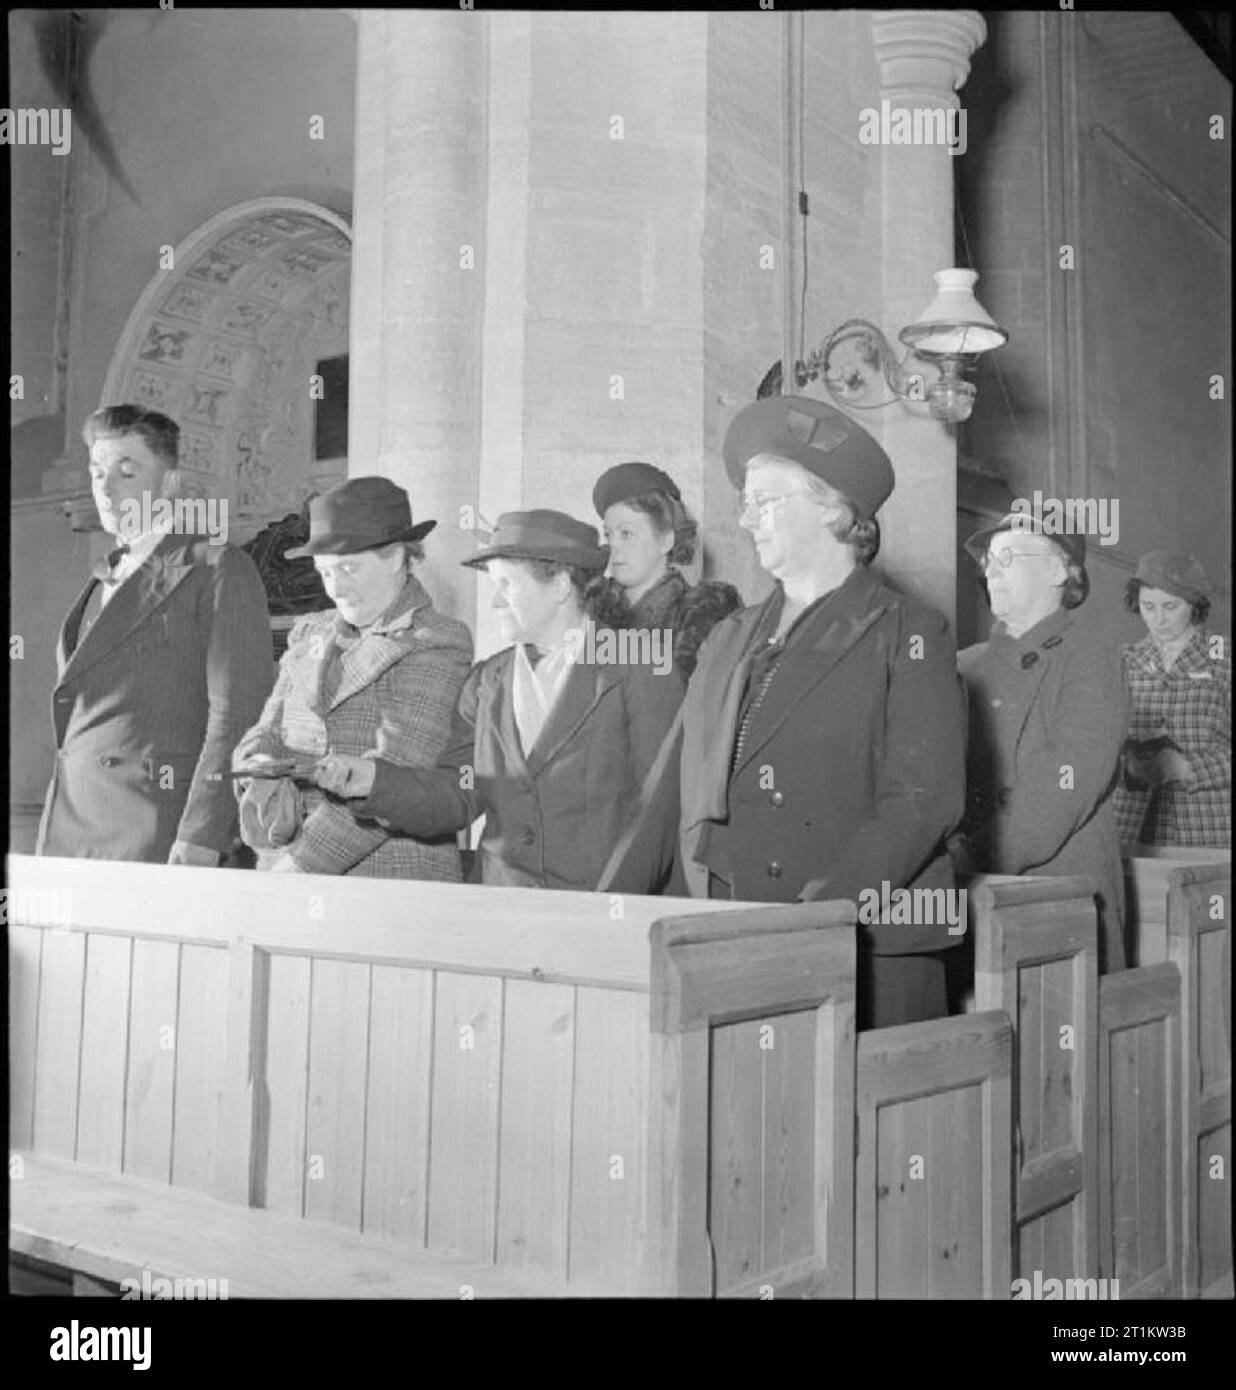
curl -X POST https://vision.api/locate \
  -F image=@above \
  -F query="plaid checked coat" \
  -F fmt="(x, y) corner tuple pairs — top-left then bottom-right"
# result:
(1113, 629), (1231, 848)
(233, 576), (473, 878)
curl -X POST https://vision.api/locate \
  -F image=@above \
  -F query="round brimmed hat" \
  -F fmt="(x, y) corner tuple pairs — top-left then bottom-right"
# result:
(722, 395), (895, 520)
(1134, 550), (1211, 604)
(592, 461), (681, 517)
(461, 509), (608, 572)
(284, 476), (436, 558)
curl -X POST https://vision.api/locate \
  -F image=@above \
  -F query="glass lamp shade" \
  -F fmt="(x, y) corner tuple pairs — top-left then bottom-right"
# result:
(899, 269), (1007, 356)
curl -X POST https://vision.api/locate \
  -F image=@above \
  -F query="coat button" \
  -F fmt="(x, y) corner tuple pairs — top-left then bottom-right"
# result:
(997, 787), (1012, 808)
(521, 827), (536, 845)
(769, 791), (784, 807)
(766, 860), (783, 878)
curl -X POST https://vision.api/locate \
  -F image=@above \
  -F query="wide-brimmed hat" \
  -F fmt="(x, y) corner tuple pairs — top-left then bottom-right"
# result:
(964, 511), (1089, 604)
(284, 476), (436, 558)
(722, 395), (895, 520)
(460, 509), (608, 572)
(592, 461), (682, 517)
(1133, 550), (1211, 604)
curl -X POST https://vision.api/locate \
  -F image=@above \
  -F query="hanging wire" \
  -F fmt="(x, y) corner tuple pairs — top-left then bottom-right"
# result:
(798, 11), (808, 374)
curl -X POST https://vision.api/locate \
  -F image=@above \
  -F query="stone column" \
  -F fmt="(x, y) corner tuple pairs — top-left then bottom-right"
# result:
(349, 10), (486, 623)
(871, 9), (987, 629)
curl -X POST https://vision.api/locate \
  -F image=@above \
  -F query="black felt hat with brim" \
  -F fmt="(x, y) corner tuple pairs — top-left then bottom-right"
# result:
(284, 476), (436, 558)
(461, 509), (608, 572)
(722, 395), (895, 521)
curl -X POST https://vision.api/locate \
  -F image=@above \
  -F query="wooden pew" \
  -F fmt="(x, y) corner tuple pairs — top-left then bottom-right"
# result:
(971, 875), (1101, 1288)
(7, 854), (857, 1298)
(854, 1012), (1013, 1298)
(1123, 844), (1230, 968)
(1097, 963), (1182, 1297)
(1166, 864), (1232, 1298)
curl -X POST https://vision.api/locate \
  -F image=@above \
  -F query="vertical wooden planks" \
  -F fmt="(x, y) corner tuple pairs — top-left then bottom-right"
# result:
(303, 959), (370, 1230)
(495, 979), (576, 1277)
(172, 944), (230, 1195)
(1198, 1123), (1231, 1294)
(76, 934), (132, 1171)
(10, 925), (43, 1149)
(427, 970), (504, 1262)
(926, 1082), (984, 1297)
(261, 953), (311, 1216)
(760, 1008), (817, 1279)
(1098, 964), (1181, 1296)
(710, 1017), (763, 1292)
(363, 965), (434, 1245)
(872, 1095), (930, 1297)
(1018, 963), (1044, 1168)
(568, 986), (649, 1290)
(857, 1012), (1013, 1299)
(33, 931), (86, 1159)
(123, 939), (180, 1181)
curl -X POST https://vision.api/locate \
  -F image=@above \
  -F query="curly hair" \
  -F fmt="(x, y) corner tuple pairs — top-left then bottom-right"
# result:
(82, 404), (179, 469)
(1124, 577), (1208, 625)
(522, 558), (628, 628)
(614, 489), (698, 565)
(802, 474), (881, 565)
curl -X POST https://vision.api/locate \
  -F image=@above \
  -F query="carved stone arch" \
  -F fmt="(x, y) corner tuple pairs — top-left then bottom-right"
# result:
(101, 196), (352, 540)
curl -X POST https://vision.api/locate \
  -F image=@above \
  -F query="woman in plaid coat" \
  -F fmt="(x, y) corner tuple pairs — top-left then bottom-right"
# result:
(232, 479), (473, 878)
(1114, 551), (1231, 848)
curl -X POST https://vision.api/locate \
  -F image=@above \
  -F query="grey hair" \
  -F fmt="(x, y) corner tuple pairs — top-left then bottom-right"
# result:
(800, 473), (881, 566)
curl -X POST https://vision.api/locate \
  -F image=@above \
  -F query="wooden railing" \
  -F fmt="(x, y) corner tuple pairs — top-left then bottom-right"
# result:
(6, 851), (1230, 1297)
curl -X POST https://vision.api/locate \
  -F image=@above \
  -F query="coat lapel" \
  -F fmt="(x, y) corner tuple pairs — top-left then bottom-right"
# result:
(525, 661), (610, 775)
(56, 534), (199, 688)
(732, 569), (888, 777)
(487, 651), (532, 780)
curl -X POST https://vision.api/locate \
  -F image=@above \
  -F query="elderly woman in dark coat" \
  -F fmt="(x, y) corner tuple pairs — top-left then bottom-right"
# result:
(312, 510), (685, 891)
(232, 478), (473, 879)
(600, 397), (968, 1030)
(951, 515), (1128, 972)
(593, 461), (741, 678)
(1114, 550), (1230, 848)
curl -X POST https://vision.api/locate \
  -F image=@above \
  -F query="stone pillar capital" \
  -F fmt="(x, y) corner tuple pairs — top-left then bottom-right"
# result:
(871, 10), (987, 106)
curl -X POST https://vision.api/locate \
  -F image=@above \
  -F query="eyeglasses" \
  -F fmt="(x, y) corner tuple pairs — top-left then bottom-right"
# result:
(737, 490), (810, 524)
(981, 547), (1056, 573)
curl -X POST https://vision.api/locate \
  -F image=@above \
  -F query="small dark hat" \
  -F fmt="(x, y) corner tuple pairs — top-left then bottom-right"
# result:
(1134, 550), (1211, 604)
(963, 511), (1087, 573)
(592, 461), (682, 517)
(460, 509), (608, 572)
(284, 476), (435, 558)
(722, 395), (895, 520)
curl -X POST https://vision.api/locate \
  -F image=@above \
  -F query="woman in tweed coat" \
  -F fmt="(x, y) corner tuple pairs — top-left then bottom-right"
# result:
(1114, 551), (1230, 848)
(232, 478), (472, 879)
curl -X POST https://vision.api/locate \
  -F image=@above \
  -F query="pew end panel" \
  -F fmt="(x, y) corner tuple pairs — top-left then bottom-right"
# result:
(1166, 865), (1232, 1299)
(971, 876), (1100, 1289)
(646, 902), (858, 1298)
(855, 1010), (1013, 1299)
(1098, 963), (1183, 1298)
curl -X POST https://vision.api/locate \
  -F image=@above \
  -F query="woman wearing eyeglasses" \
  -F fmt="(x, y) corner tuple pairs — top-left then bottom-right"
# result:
(600, 395), (968, 1031)
(950, 515), (1128, 972)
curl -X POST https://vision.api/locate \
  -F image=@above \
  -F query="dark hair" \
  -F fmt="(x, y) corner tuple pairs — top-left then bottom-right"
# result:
(522, 558), (628, 628)
(614, 489), (697, 565)
(1124, 577), (1208, 625)
(82, 405), (179, 469)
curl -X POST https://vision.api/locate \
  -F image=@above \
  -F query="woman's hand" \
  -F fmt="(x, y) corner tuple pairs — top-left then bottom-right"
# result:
(267, 853), (301, 873)
(312, 752), (378, 799)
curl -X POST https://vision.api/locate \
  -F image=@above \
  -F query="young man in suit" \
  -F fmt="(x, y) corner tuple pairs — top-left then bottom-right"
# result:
(37, 405), (274, 864)
(601, 395), (968, 1029)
